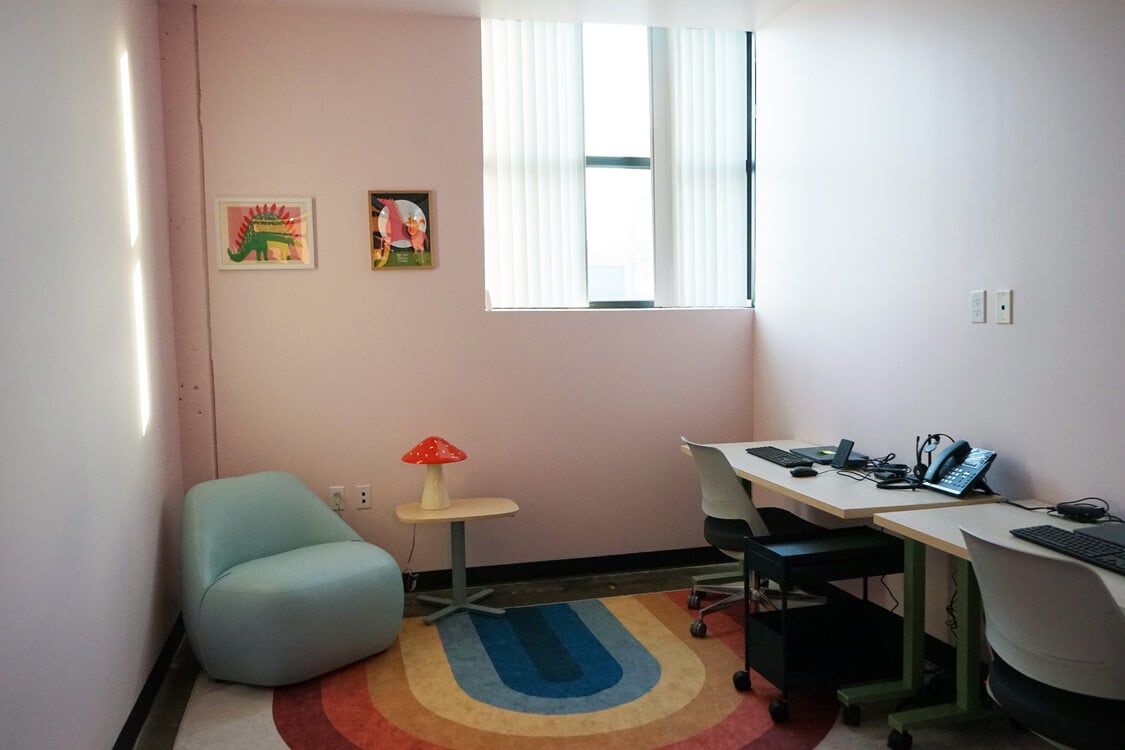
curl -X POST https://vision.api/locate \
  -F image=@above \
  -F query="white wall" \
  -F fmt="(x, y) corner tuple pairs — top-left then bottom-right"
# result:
(161, 4), (756, 573)
(0, 1), (183, 748)
(754, 0), (1124, 630)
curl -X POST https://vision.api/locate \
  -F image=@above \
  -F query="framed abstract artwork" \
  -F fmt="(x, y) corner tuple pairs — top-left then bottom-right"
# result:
(216, 197), (316, 270)
(368, 191), (433, 269)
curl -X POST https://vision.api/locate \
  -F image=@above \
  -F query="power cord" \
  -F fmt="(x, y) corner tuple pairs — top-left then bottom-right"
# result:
(402, 525), (420, 592)
(944, 571), (958, 644)
(879, 575), (900, 613)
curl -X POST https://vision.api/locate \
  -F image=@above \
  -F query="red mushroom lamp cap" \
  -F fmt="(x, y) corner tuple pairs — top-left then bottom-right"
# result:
(401, 436), (467, 465)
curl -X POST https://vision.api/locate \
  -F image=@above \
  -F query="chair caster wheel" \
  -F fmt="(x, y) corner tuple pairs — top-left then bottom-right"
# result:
(687, 592), (704, 609)
(887, 729), (912, 750)
(769, 699), (789, 723)
(690, 620), (707, 638)
(842, 703), (861, 726)
(732, 670), (751, 692)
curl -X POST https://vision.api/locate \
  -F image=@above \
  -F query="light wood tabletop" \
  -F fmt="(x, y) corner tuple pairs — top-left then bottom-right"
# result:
(395, 496), (519, 524)
(876, 500), (1125, 608)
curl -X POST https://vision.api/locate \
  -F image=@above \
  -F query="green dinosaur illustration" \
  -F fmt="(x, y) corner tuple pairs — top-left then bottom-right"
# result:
(226, 204), (304, 263)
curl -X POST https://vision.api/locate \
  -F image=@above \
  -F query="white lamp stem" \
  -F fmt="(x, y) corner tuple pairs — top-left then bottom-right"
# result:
(420, 464), (451, 510)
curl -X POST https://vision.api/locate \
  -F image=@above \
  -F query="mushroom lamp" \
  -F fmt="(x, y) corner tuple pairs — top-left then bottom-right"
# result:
(401, 436), (467, 510)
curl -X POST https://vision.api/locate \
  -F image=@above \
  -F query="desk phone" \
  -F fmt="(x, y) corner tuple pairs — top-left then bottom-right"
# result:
(922, 440), (996, 496)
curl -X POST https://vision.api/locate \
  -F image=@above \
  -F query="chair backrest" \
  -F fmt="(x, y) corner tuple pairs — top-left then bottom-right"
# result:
(181, 471), (360, 616)
(682, 438), (769, 537)
(961, 527), (1125, 699)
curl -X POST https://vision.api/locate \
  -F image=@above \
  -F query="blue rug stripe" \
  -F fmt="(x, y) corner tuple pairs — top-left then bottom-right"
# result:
(436, 599), (661, 715)
(472, 604), (618, 696)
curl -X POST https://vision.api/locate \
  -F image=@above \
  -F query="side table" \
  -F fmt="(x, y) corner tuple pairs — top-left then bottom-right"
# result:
(395, 496), (519, 624)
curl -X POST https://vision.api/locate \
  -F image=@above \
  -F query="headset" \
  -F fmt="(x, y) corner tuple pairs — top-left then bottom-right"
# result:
(876, 433), (952, 490)
(913, 433), (947, 479)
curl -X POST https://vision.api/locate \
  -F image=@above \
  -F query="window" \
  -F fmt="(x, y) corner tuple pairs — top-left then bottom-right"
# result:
(482, 20), (751, 309)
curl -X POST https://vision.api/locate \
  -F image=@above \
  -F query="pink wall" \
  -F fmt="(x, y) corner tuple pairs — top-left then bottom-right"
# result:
(754, 0), (1125, 630)
(163, 4), (755, 572)
(754, 0), (1125, 516)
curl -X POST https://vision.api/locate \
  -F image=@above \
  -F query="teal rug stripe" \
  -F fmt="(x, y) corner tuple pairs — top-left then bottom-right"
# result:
(437, 599), (660, 715)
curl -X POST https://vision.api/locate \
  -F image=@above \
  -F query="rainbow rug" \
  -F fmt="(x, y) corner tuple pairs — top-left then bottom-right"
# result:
(173, 591), (840, 749)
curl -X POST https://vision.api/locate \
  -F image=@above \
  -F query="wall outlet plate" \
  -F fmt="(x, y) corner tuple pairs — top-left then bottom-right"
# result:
(996, 289), (1012, 324)
(970, 290), (985, 323)
(357, 484), (371, 509)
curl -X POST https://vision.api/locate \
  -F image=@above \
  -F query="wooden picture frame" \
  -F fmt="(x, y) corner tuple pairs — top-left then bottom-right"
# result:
(216, 197), (316, 270)
(368, 191), (433, 269)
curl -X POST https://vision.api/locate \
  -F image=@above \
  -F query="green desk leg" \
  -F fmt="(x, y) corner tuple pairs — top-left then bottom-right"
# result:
(418, 520), (506, 624)
(838, 538), (927, 712)
(886, 557), (992, 737)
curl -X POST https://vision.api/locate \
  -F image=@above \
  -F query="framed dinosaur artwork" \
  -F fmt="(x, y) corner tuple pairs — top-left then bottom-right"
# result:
(368, 191), (433, 270)
(216, 197), (316, 270)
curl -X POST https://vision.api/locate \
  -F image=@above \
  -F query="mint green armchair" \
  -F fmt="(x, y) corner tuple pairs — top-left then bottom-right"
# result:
(181, 471), (403, 686)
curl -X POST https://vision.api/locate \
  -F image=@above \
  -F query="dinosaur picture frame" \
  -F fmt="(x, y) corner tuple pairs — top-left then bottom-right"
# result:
(216, 197), (316, 270)
(368, 191), (433, 270)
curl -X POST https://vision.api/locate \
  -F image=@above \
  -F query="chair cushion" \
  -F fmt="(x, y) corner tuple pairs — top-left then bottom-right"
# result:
(704, 507), (820, 551)
(197, 540), (403, 686)
(988, 652), (1125, 749)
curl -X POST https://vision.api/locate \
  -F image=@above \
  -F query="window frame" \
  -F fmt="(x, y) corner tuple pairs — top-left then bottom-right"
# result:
(481, 22), (754, 310)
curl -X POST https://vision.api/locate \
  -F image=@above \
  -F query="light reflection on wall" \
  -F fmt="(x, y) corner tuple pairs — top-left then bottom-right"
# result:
(120, 52), (150, 434)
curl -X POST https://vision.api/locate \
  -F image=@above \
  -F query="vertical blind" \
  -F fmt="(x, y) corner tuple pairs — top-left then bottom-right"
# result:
(663, 27), (748, 307)
(482, 20), (587, 308)
(482, 21), (748, 309)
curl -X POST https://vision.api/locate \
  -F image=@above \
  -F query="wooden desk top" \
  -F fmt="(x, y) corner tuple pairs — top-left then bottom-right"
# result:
(685, 440), (1001, 519)
(875, 501), (1125, 608)
(395, 496), (519, 524)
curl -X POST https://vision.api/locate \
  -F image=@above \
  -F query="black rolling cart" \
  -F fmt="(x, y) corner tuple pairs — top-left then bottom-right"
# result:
(735, 526), (905, 722)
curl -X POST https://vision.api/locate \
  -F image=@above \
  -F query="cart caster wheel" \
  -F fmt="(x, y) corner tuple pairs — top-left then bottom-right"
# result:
(687, 592), (704, 609)
(769, 699), (790, 723)
(887, 729), (912, 750)
(690, 620), (707, 638)
(842, 704), (861, 726)
(732, 670), (751, 692)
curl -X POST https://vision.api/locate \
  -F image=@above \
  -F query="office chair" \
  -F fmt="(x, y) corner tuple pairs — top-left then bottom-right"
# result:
(961, 528), (1125, 749)
(683, 438), (822, 637)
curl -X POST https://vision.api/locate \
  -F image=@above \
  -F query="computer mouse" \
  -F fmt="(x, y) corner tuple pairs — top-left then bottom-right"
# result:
(790, 465), (818, 477)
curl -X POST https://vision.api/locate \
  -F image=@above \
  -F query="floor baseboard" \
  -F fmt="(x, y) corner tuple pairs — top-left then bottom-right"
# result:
(406, 546), (729, 592)
(114, 616), (185, 750)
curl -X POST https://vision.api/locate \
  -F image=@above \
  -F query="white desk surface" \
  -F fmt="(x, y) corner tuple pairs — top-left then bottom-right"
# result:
(688, 439), (1000, 519)
(876, 501), (1125, 609)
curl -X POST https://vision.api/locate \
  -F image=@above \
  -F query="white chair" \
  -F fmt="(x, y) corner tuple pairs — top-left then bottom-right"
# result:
(683, 439), (822, 637)
(961, 527), (1125, 749)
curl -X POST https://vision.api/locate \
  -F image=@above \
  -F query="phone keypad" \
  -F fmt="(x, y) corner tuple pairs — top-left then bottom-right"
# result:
(941, 466), (974, 490)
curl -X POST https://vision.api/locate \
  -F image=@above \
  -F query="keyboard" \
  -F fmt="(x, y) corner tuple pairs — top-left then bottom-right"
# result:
(746, 445), (814, 468)
(1010, 525), (1125, 577)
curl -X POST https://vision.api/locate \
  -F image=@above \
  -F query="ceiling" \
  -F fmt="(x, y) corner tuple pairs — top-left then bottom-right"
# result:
(182, 0), (801, 30)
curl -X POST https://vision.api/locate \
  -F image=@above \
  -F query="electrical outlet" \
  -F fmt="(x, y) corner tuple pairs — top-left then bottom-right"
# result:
(996, 289), (1012, 324)
(970, 290), (985, 323)
(357, 484), (372, 509)
(329, 486), (344, 511)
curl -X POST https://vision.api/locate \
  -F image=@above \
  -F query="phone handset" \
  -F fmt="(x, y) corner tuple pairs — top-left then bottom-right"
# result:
(923, 440), (997, 496)
(924, 440), (970, 483)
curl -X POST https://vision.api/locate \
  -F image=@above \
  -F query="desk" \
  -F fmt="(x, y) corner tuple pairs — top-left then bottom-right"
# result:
(395, 497), (519, 624)
(683, 440), (1000, 722)
(697, 440), (999, 519)
(873, 502), (1125, 746)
